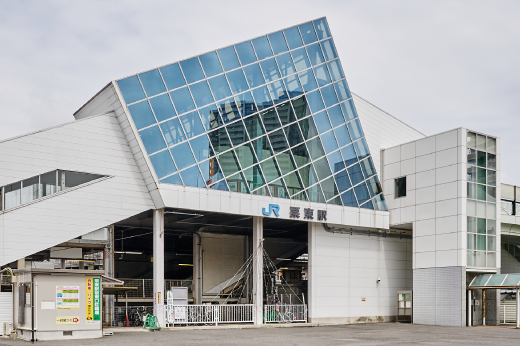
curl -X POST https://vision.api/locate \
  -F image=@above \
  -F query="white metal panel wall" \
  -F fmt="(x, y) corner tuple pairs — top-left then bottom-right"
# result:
(0, 113), (155, 266)
(0, 292), (13, 325)
(352, 94), (425, 177)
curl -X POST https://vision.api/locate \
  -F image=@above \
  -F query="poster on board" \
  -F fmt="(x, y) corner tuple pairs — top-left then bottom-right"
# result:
(86, 278), (101, 323)
(56, 286), (80, 310)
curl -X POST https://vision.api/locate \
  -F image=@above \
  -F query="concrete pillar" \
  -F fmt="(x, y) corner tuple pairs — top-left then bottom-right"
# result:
(193, 233), (202, 304)
(105, 225), (115, 324)
(253, 216), (263, 325)
(467, 290), (472, 326)
(153, 209), (165, 327)
(307, 222), (316, 323)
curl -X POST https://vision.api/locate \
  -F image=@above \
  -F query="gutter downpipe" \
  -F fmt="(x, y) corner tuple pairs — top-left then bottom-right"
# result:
(31, 273), (35, 342)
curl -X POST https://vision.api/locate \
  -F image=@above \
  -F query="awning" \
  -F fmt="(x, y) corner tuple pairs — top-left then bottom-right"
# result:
(469, 274), (520, 289)
(101, 275), (124, 286)
(103, 287), (137, 295)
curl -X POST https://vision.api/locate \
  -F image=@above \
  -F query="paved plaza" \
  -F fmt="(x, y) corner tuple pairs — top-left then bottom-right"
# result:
(1, 323), (519, 345)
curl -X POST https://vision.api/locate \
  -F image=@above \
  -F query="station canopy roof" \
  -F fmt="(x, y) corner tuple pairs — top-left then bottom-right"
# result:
(469, 274), (520, 289)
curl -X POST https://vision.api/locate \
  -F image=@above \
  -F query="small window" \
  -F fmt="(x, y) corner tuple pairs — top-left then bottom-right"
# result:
(395, 177), (406, 198)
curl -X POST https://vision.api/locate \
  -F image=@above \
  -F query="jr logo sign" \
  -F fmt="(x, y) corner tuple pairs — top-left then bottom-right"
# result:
(262, 204), (280, 217)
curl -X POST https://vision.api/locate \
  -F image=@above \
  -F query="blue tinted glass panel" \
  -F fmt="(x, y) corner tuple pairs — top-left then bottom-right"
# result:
(170, 87), (196, 114)
(139, 126), (166, 154)
(189, 135), (214, 162)
(149, 94), (176, 122)
(226, 120), (249, 146)
(284, 26), (303, 49)
(180, 57), (205, 83)
(327, 105), (344, 127)
(306, 43), (325, 66)
(293, 95), (311, 119)
(160, 63), (186, 91)
(373, 194), (388, 211)
(334, 170), (351, 192)
(260, 58), (281, 82)
(327, 60), (345, 81)
(243, 63), (265, 88)
(306, 183), (325, 203)
(327, 151), (345, 173)
(366, 176), (382, 197)
(267, 80), (288, 104)
(118, 76), (145, 104)
(179, 111), (205, 139)
(262, 109), (282, 133)
(208, 75), (232, 101)
(313, 110), (331, 134)
(334, 80), (351, 101)
(235, 143), (258, 168)
(160, 173), (182, 185)
(299, 22), (318, 44)
(235, 41), (257, 65)
(284, 75), (303, 97)
(180, 165), (205, 188)
(189, 81), (214, 107)
(341, 144), (357, 166)
(354, 138), (370, 160)
(160, 118), (186, 147)
(252, 135), (272, 161)
(226, 69), (249, 94)
(150, 150), (176, 179)
(235, 91), (258, 117)
(218, 97), (241, 123)
(268, 31), (288, 54)
(314, 65), (332, 87)
(128, 101), (156, 130)
(277, 102), (297, 126)
(209, 179), (229, 192)
(306, 90), (325, 113)
(298, 70), (318, 92)
(139, 69), (166, 97)
(268, 129), (288, 154)
(208, 128), (231, 154)
(199, 52), (222, 77)
(354, 182), (370, 205)
(298, 115), (318, 139)
(313, 18), (331, 40)
(252, 36), (273, 60)
(291, 48), (310, 72)
(334, 124), (351, 147)
(341, 100), (358, 120)
(360, 157), (376, 179)
(320, 39), (338, 61)
(198, 104), (222, 131)
(170, 142), (196, 170)
(199, 158), (224, 184)
(360, 200), (374, 210)
(348, 119), (364, 141)
(276, 53), (296, 77)
(321, 84), (338, 107)
(313, 157), (332, 181)
(347, 163), (363, 186)
(252, 86), (272, 110)
(320, 131), (339, 153)
(306, 137), (325, 160)
(217, 46), (240, 71)
(341, 188), (357, 207)
(320, 176), (338, 201)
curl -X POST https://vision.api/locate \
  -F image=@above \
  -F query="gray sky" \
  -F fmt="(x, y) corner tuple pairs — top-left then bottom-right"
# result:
(0, 0), (518, 185)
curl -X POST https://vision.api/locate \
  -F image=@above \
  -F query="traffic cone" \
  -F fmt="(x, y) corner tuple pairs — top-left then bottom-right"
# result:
(125, 314), (130, 327)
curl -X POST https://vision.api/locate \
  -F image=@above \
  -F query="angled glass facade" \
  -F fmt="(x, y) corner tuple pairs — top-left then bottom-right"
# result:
(116, 17), (387, 210)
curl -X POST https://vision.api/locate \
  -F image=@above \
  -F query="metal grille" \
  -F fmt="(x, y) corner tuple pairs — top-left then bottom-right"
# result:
(264, 305), (307, 323)
(167, 304), (254, 326)
(119, 279), (192, 299)
(500, 300), (518, 324)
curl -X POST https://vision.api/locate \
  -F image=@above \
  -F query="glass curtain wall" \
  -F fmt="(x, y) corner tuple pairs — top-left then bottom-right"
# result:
(466, 131), (497, 268)
(117, 17), (387, 210)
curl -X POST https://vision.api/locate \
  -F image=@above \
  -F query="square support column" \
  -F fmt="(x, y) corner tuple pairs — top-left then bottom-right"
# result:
(153, 208), (165, 327)
(253, 216), (263, 325)
(193, 233), (202, 304)
(307, 222), (316, 323)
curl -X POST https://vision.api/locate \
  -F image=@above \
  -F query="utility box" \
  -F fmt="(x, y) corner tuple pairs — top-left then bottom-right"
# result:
(397, 291), (413, 323)
(13, 268), (103, 341)
(167, 287), (188, 325)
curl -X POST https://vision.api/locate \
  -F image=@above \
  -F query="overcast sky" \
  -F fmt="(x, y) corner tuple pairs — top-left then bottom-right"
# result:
(0, 1), (518, 185)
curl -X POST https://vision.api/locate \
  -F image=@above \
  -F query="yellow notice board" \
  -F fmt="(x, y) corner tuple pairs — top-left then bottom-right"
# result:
(56, 316), (80, 325)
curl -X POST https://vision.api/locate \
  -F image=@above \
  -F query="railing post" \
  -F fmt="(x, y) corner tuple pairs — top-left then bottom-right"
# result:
(142, 279), (145, 298)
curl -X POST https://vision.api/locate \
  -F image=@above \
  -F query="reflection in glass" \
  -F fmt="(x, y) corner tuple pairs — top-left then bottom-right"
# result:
(487, 153), (496, 170)
(170, 142), (196, 171)
(277, 102), (296, 126)
(261, 108), (281, 132)
(467, 183), (476, 199)
(118, 76), (145, 104)
(209, 179), (229, 191)
(252, 86), (272, 110)
(466, 131), (476, 148)
(320, 131), (339, 153)
(298, 69), (318, 93)
(292, 144), (311, 168)
(160, 63), (186, 91)
(477, 184), (486, 201)
(276, 151), (297, 175)
(139, 125), (167, 154)
(320, 39), (338, 61)
(179, 111), (205, 139)
(306, 90), (325, 113)
(477, 151), (486, 167)
(218, 97), (241, 123)
(320, 176), (339, 200)
(284, 27), (303, 49)
(208, 128), (231, 154)
(209, 74), (232, 101)
(334, 80), (351, 101)
(299, 164), (318, 188)
(313, 157), (333, 181)
(327, 60), (345, 81)
(299, 22), (318, 44)
(268, 178), (289, 199)
(306, 43), (325, 66)
(40, 171), (57, 197)
(487, 137), (496, 154)
(21, 176), (39, 204)
(487, 170), (496, 186)
(199, 158), (224, 184)
(284, 171), (304, 196)
(314, 65), (332, 87)
(150, 150), (176, 179)
(243, 165), (266, 190)
(467, 148), (476, 165)
(189, 81), (214, 107)
(334, 125), (351, 148)
(334, 170), (351, 192)
(253, 186), (270, 196)
(348, 163), (364, 186)
(180, 165), (205, 188)
(307, 183), (326, 203)
(226, 69), (249, 94)
(150, 94), (176, 122)
(487, 219), (496, 235)
(284, 75), (303, 97)
(313, 110), (331, 134)
(189, 135), (214, 162)
(252, 36), (273, 60)
(373, 194), (388, 211)
(217, 46), (240, 71)
(218, 150), (241, 177)
(360, 200), (374, 210)
(348, 119), (364, 141)
(341, 188), (357, 207)
(226, 120), (249, 146)
(284, 123), (304, 147)
(360, 157), (376, 178)
(199, 51), (223, 77)
(235, 41), (257, 65)
(226, 172), (250, 194)
(292, 95), (312, 119)
(366, 176), (382, 197)
(267, 80), (288, 104)
(341, 144), (357, 167)
(307, 137), (325, 160)
(477, 167), (486, 184)
(354, 138), (370, 160)
(160, 173), (183, 185)
(354, 183), (370, 205)
(139, 69), (166, 97)
(487, 186), (496, 202)
(327, 151), (345, 173)
(313, 18), (331, 40)
(243, 63), (265, 88)
(128, 100), (156, 130)
(268, 31), (288, 54)
(244, 113), (266, 140)
(467, 165), (477, 182)
(268, 129), (289, 154)
(180, 57), (205, 83)
(341, 100), (358, 121)
(198, 104), (222, 131)
(260, 58), (281, 82)
(276, 52), (296, 77)
(291, 48), (311, 72)
(299, 116), (318, 140)
(235, 143), (258, 169)
(252, 135), (272, 162)
(161, 117), (186, 147)
(235, 91), (258, 117)
(476, 134), (486, 151)
(292, 190), (308, 201)
(170, 87), (196, 114)
(327, 105), (344, 127)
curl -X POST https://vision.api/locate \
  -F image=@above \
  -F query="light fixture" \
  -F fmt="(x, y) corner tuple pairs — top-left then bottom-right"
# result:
(276, 258), (291, 261)
(178, 264), (193, 266)
(279, 267), (289, 270)
(114, 251), (142, 255)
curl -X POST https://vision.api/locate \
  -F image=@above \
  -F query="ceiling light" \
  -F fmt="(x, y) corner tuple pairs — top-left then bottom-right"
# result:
(178, 264), (193, 266)
(114, 251), (142, 255)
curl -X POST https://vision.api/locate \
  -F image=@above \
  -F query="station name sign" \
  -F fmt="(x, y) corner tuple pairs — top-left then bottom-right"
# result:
(262, 204), (327, 221)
